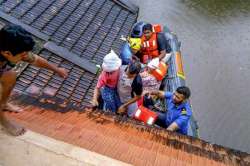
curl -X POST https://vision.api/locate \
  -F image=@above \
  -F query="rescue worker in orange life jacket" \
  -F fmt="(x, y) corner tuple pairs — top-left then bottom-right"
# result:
(139, 23), (172, 64)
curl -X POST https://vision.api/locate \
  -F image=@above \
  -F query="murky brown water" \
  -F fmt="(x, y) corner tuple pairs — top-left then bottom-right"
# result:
(132, 0), (250, 152)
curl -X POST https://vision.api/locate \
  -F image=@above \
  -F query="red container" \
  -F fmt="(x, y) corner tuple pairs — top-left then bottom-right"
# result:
(134, 106), (158, 125)
(153, 24), (162, 33)
(151, 62), (168, 81)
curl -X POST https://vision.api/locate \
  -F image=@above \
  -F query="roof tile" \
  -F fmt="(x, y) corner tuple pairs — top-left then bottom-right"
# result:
(5, 104), (250, 166)
(2, 0), (250, 165)
(155, 153), (172, 166)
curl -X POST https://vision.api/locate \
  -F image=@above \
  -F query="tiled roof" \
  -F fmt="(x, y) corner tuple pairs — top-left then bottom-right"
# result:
(6, 95), (250, 166)
(15, 49), (96, 110)
(0, 0), (136, 62)
(1, 0), (250, 165)
(0, 0), (138, 109)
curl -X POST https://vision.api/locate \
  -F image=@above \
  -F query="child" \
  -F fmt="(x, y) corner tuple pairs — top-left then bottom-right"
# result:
(92, 50), (122, 112)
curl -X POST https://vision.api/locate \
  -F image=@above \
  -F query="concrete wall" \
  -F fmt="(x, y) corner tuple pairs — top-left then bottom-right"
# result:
(0, 128), (131, 166)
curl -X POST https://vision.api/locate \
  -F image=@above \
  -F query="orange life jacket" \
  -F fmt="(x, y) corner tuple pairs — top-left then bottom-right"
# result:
(141, 32), (160, 63)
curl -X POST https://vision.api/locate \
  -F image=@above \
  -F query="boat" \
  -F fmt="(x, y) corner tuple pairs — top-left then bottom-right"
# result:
(119, 21), (199, 137)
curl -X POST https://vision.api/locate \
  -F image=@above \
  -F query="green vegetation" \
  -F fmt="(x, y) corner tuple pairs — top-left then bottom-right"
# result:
(183, 0), (250, 18)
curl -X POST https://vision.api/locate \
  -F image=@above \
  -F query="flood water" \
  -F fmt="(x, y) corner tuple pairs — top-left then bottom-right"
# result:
(132, 0), (250, 152)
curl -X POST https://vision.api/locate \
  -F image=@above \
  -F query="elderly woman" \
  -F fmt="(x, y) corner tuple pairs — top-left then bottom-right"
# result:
(140, 58), (163, 94)
(92, 50), (122, 112)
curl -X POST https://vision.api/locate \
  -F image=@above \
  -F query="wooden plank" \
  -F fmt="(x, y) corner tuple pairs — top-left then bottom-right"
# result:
(44, 42), (98, 74)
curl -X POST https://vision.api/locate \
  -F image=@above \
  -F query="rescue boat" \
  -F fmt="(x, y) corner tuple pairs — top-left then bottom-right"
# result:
(119, 22), (199, 137)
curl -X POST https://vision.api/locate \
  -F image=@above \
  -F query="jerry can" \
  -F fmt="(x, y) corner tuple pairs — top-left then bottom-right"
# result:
(134, 106), (158, 125)
(151, 62), (168, 81)
(153, 24), (162, 33)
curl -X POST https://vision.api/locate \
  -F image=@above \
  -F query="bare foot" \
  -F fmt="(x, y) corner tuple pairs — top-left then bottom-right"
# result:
(3, 103), (23, 113)
(1, 116), (26, 136)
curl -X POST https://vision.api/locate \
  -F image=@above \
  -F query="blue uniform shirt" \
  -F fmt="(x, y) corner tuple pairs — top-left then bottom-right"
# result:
(164, 92), (192, 135)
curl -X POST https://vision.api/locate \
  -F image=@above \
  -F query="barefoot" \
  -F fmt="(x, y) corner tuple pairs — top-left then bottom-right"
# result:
(3, 103), (23, 113)
(1, 116), (26, 136)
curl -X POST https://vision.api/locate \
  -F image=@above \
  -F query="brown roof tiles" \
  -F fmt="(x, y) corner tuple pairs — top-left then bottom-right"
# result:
(1, 0), (250, 165)
(5, 96), (250, 166)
